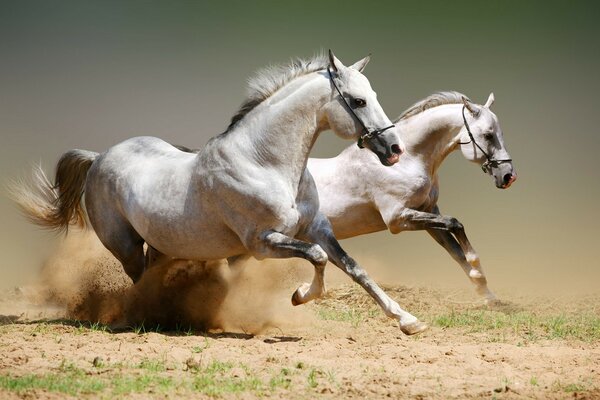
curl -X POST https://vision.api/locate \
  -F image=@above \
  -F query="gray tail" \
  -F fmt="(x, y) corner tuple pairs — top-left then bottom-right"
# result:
(7, 149), (99, 232)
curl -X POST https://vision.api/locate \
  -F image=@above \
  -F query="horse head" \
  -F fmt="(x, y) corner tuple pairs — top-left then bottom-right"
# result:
(323, 50), (404, 166)
(460, 93), (517, 189)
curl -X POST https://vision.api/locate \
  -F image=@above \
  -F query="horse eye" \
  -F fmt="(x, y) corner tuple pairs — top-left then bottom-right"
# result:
(353, 98), (367, 108)
(483, 132), (494, 141)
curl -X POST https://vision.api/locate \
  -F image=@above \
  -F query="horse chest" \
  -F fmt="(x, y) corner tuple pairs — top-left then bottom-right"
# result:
(392, 172), (433, 208)
(409, 181), (439, 212)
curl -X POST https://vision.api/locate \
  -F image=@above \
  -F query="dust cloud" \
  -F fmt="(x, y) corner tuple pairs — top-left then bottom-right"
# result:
(19, 231), (316, 334)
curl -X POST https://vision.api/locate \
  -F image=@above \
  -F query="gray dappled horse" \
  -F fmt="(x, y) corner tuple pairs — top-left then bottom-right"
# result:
(309, 92), (516, 304)
(13, 52), (430, 335)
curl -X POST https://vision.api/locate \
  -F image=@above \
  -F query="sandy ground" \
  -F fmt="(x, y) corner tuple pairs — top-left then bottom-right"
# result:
(0, 233), (598, 399)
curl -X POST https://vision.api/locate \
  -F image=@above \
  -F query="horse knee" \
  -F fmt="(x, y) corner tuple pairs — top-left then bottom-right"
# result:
(307, 244), (328, 267)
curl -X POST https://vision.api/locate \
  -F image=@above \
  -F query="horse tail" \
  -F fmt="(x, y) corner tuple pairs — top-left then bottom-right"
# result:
(8, 149), (99, 232)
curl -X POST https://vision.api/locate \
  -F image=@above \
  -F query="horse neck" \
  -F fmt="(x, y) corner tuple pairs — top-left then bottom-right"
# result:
(399, 103), (465, 175)
(225, 73), (328, 183)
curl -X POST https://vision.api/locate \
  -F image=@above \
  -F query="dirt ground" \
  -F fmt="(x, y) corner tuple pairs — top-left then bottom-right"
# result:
(0, 234), (598, 399)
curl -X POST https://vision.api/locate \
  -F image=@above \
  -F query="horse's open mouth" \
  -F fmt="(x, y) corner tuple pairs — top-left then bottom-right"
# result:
(385, 153), (400, 165)
(499, 173), (517, 189)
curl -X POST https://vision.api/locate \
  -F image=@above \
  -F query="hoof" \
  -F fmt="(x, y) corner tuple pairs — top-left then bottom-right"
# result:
(291, 283), (311, 306)
(291, 291), (302, 306)
(485, 298), (512, 310)
(400, 320), (428, 336)
(484, 297), (500, 306)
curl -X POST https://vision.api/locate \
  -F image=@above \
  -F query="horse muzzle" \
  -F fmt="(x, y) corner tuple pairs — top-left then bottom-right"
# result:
(360, 129), (404, 166)
(500, 172), (517, 189)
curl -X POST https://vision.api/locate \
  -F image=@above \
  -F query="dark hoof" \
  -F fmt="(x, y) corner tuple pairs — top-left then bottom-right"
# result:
(291, 290), (302, 306)
(400, 320), (428, 335)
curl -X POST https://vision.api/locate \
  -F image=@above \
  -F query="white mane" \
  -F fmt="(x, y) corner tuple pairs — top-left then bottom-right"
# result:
(396, 91), (469, 122)
(224, 54), (329, 132)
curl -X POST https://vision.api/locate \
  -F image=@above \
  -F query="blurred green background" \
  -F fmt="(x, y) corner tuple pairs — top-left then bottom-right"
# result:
(1, 1), (599, 294)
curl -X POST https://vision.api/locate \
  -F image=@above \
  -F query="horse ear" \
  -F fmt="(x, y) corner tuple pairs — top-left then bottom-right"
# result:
(462, 96), (480, 116)
(328, 50), (345, 73)
(349, 54), (371, 72)
(484, 92), (495, 108)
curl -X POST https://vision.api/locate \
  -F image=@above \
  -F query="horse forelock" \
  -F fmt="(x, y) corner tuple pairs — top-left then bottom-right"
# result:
(222, 53), (330, 134)
(395, 91), (470, 122)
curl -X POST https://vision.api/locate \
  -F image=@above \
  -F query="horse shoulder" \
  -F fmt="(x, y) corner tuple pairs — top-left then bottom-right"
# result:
(294, 169), (321, 231)
(371, 159), (436, 230)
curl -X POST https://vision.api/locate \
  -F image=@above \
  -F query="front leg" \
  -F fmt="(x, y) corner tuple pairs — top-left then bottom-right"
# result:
(426, 228), (497, 303)
(254, 230), (328, 305)
(384, 206), (483, 278)
(302, 214), (428, 335)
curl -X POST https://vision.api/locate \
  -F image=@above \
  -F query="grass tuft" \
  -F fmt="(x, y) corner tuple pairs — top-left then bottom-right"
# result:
(432, 309), (600, 342)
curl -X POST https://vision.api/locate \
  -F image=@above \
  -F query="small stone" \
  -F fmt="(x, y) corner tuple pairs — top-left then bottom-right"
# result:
(92, 356), (103, 367)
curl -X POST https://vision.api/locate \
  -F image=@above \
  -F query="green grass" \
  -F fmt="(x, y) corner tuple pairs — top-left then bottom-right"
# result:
(432, 309), (600, 342)
(0, 358), (298, 397)
(269, 368), (292, 391)
(76, 320), (111, 334)
(112, 374), (177, 395)
(191, 336), (211, 353)
(0, 364), (105, 396)
(138, 358), (166, 372)
(530, 376), (539, 386)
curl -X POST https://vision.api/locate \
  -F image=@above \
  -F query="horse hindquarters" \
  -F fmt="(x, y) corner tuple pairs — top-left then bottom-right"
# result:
(84, 162), (146, 283)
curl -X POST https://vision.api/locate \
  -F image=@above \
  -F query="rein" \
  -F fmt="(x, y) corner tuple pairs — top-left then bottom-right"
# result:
(460, 105), (512, 173)
(327, 67), (395, 148)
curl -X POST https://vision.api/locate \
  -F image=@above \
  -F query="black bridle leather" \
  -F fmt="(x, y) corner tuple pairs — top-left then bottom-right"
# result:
(460, 105), (512, 174)
(327, 67), (395, 148)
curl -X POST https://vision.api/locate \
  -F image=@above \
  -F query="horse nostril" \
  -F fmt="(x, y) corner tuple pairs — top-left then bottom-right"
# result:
(503, 173), (512, 184)
(391, 144), (402, 155)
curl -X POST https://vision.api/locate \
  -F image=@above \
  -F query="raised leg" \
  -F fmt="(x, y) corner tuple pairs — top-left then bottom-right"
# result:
(256, 230), (328, 305)
(426, 228), (497, 303)
(385, 206), (484, 278)
(302, 214), (428, 335)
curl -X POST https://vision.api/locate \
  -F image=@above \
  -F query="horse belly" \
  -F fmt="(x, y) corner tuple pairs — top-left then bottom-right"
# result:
(326, 203), (387, 240)
(126, 176), (255, 260)
(135, 207), (245, 260)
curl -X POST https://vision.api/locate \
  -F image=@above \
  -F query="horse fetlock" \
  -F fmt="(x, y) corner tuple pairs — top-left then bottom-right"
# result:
(473, 282), (495, 299)
(466, 253), (481, 267)
(470, 274), (488, 286)
(468, 268), (483, 279)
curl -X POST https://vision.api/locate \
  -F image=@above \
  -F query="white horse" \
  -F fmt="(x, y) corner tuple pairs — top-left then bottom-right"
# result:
(308, 92), (516, 303)
(13, 51), (430, 335)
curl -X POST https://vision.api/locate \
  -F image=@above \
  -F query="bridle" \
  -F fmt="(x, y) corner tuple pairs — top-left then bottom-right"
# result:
(327, 67), (395, 148)
(460, 105), (512, 174)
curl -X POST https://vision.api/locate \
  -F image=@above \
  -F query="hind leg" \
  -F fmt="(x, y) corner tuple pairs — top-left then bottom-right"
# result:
(89, 212), (146, 282)
(145, 245), (170, 269)
(85, 181), (147, 282)
(104, 230), (145, 283)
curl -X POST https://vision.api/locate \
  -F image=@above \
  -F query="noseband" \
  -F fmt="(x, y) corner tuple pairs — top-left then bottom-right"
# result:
(327, 67), (395, 148)
(460, 105), (512, 174)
